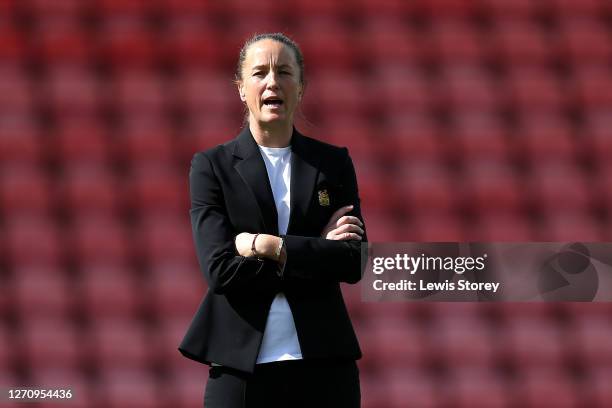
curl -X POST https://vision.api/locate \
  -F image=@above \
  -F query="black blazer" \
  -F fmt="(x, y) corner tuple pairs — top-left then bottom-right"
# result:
(178, 126), (367, 373)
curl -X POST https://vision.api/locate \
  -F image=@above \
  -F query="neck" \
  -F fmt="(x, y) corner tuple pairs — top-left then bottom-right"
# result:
(248, 120), (293, 148)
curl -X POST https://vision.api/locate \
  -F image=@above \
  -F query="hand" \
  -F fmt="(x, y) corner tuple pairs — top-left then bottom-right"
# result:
(235, 232), (255, 257)
(321, 205), (364, 241)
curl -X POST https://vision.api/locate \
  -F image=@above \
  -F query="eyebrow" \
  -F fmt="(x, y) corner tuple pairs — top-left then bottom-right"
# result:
(251, 64), (293, 71)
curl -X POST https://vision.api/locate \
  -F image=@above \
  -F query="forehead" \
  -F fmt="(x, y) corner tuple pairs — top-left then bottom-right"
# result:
(244, 39), (297, 68)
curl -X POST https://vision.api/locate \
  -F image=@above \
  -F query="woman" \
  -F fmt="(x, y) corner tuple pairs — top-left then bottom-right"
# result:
(178, 32), (367, 407)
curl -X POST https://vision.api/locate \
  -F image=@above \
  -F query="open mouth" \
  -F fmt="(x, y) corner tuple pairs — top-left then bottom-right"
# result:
(263, 98), (284, 107)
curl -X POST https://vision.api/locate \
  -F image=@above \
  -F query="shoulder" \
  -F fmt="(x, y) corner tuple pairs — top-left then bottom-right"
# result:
(191, 138), (237, 169)
(297, 133), (349, 162)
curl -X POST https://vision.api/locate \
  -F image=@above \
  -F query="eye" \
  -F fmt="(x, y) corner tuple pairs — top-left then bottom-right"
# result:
(280, 71), (291, 75)
(253, 71), (264, 77)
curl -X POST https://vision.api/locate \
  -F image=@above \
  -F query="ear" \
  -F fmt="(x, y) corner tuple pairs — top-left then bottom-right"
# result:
(237, 82), (246, 102)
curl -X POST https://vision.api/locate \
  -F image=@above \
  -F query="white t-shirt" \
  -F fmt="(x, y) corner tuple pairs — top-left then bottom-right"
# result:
(255, 144), (303, 363)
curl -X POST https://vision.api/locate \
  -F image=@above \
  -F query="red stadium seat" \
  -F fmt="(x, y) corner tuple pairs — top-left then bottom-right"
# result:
(442, 367), (509, 408)
(430, 19), (487, 63)
(360, 18), (428, 65)
(52, 118), (112, 164)
(498, 316), (567, 368)
(504, 66), (567, 112)
(58, 163), (119, 215)
(152, 317), (195, 369)
(0, 118), (42, 165)
(94, 368), (161, 408)
(568, 316), (612, 368)
(0, 163), (52, 215)
(68, 214), (131, 264)
(481, 0), (540, 16)
(18, 318), (82, 369)
(512, 112), (577, 161)
(178, 114), (243, 160)
(23, 0), (85, 15)
(459, 159), (524, 215)
(538, 211), (604, 241)
(171, 69), (242, 117)
(512, 368), (580, 408)
(570, 64), (612, 110)
(527, 161), (593, 214)
(116, 116), (175, 164)
(98, 17), (158, 67)
(31, 17), (91, 63)
(417, 0), (480, 17)
(95, 0), (155, 16)
(447, 110), (509, 159)
(164, 365), (210, 408)
(160, 18), (228, 69)
(437, 66), (501, 110)
(0, 66), (35, 117)
(122, 163), (188, 212)
(548, 0), (603, 15)
(43, 65), (101, 118)
(426, 317), (497, 368)
(86, 319), (153, 370)
(293, 0), (354, 19)
(302, 72), (369, 117)
(490, 20), (551, 64)
(134, 215), (195, 265)
(555, 17), (612, 63)
(0, 323), (14, 372)
(584, 111), (612, 163)
(295, 19), (360, 71)
(395, 160), (459, 214)
(0, 22), (27, 61)
(78, 265), (142, 319)
(11, 267), (74, 319)
(471, 212), (535, 241)
(382, 114), (443, 160)
(112, 71), (167, 117)
(4, 215), (64, 267)
(360, 317), (428, 372)
(382, 367), (441, 408)
(354, 0), (417, 18)
(583, 368), (612, 407)
(409, 212), (465, 241)
(373, 66), (434, 115)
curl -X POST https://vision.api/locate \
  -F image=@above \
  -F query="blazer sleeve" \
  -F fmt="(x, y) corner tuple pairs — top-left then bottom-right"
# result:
(282, 148), (367, 284)
(189, 152), (280, 295)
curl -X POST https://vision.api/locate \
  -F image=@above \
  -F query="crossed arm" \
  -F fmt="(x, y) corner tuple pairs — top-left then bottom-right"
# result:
(190, 150), (366, 294)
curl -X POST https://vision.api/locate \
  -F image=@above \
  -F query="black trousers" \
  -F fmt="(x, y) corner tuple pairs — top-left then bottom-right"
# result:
(203, 358), (360, 408)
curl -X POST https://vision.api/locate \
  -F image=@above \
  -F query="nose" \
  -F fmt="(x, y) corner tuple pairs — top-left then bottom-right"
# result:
(265, 71), (279, 90)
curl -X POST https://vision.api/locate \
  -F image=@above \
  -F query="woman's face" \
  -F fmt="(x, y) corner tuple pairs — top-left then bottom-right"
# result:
(238, 39), (302, 127)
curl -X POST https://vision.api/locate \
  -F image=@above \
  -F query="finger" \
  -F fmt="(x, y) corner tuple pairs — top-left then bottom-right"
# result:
(328, 205), (354, 224)
(334, 223), (364, 235)
(339, 232), (362, 241)
(335, 215), (363, 228)
(330, 231), (362, 241)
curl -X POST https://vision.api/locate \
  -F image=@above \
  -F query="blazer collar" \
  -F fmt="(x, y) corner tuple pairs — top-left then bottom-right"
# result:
(232, 126), (320, 235)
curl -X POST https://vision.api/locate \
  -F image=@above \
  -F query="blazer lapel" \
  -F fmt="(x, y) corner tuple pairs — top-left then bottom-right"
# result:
(287, 129), (320, 234)
(233, 127), (279, 235)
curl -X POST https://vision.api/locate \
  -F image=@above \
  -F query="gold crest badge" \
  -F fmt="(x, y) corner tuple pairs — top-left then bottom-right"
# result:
(318, 189), (330, 206)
